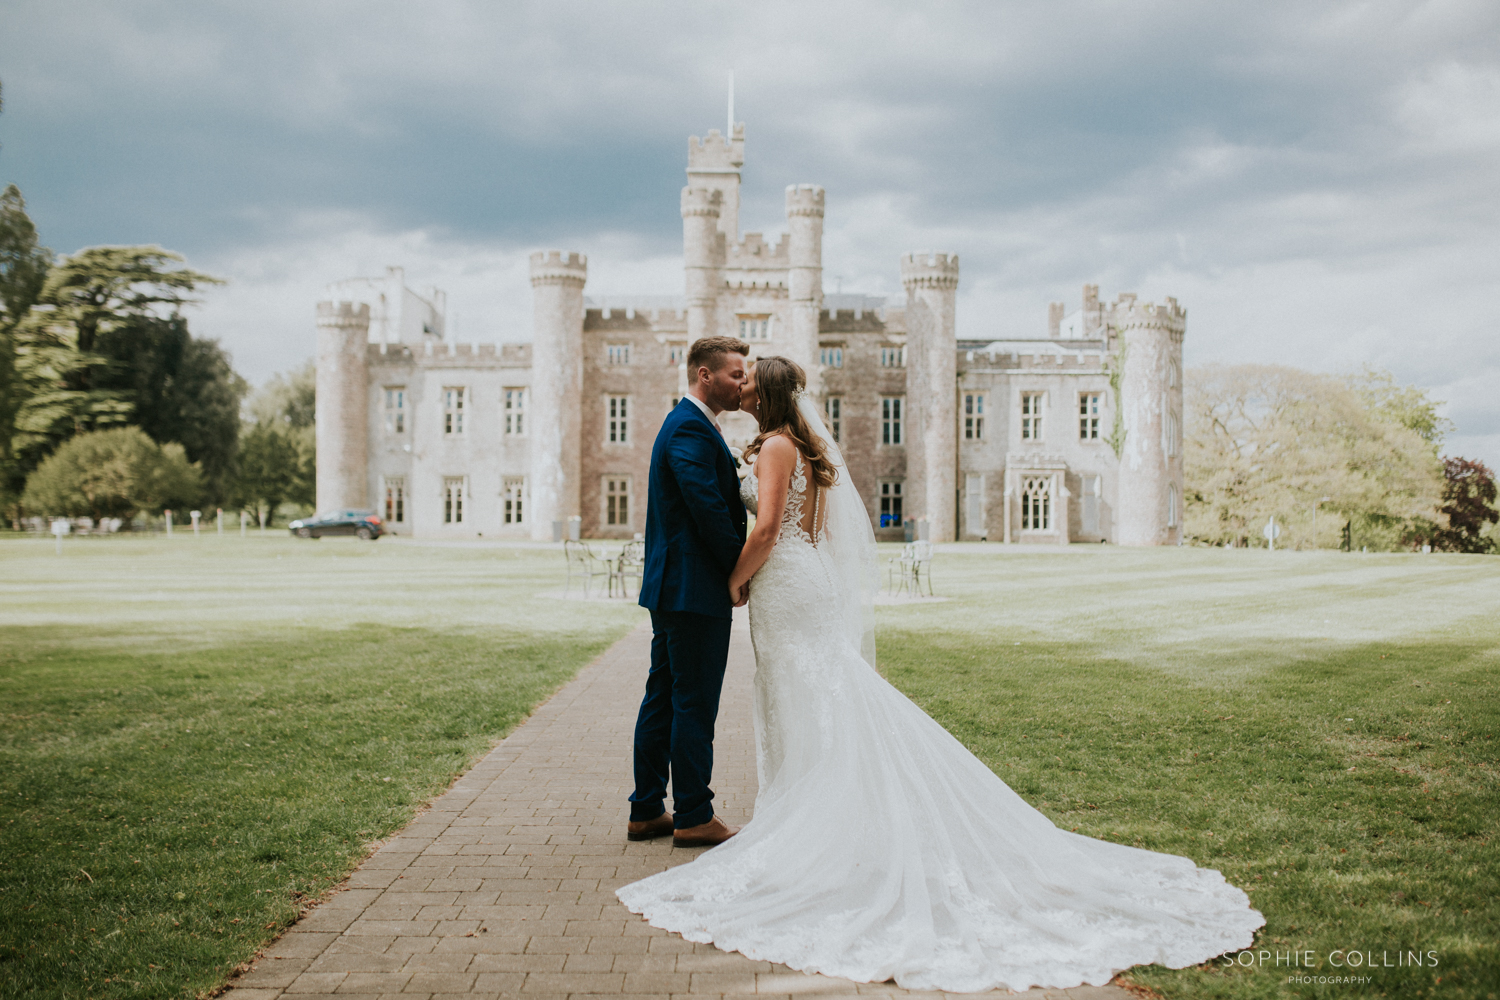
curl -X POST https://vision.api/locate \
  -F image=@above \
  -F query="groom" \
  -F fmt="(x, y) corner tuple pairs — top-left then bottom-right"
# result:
(628, 335), (751, 848)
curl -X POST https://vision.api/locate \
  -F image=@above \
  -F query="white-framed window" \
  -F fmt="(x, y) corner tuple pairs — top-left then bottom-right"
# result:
(964, 393), (984, 440)
(606, 395), (630, 444)
(443, 477), (466, 524)
(1022, 476), (1052, 531)
(1079, 393), (1101, 440)
(1168, 482), (1179, 528)
(879, 481), (904, 528)
(503, 476), (525, 524)
(1081, 474), (1101, 534)
(965, 473), (984, 535)
(442, 386), (466, 435)
(881, 396), (903, 446)
(880, 346), (905, 368)
(604, 475), (632, 526)
(383, 387), (406, 434)
(824, 396), (842, 443)
(1021, 392), (1043, 440)
(504, 388), (526, 436)
(738, 315), (771, 341)
(820, 346), (843, 368)
(606, 343), (631, 365)
(668, 344), (687, 365)
(384, 477), (405, 524)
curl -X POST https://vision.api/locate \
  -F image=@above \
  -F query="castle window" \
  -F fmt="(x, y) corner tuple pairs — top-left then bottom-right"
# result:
(738, 315), (771, 341)
(1082, 474), (1101, 534)
(964, 393), (985, 440)
(879, 481), (904, 528)
(384, 477), (405, 524)
(1168, 482), (1179, 528)
(606, 396), (630, 444)
(443, 477), (465, 524)
(1165, 410), (1179, 457)
(820, 346), (843, 368)
(1079, 393), (1101, 440)
(1022, 476), (1052, 531)
(668, 345), (687, 365)
(607, 343), (632, 365)
(1169, 359), (1180, 388)
(503, 476), (525, 524)
(442, 387), (466, 435)
(604, 476), (632, 526)
(880, 346), (906, 368)
(1021, 393), (1044, 440)
(824, 396), (842, 443)
(881, 396), (903, 446)
(504, 388), (526, 436)
(384, 387), (406, 434)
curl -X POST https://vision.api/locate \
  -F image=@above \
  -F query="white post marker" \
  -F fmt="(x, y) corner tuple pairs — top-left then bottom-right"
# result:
(165, 510), (173, 537)
(1263, 515), (1282, 551)
(51, 518), (70, 555)
(190, 510), (202, 537)
(258, 508), (267, 533)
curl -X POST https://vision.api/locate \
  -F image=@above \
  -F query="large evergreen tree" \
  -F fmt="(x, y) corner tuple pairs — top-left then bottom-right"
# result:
(0, 184), (53, 510)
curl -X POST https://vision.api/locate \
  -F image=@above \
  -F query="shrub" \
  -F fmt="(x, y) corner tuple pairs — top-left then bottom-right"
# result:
(21, 426), (201, 521)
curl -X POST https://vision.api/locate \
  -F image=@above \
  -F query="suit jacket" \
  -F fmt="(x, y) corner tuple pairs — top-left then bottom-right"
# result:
(638, 397), (747, 619)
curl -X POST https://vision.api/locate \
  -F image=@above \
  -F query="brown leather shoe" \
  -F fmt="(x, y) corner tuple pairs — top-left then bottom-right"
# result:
(672, 815), (739, 848)
(626, 813), (674, 842)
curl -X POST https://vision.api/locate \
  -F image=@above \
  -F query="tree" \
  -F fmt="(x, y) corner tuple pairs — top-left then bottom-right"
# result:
(1184, 364), (1443, 549)
(21, 426), (201, 523)
(0, 183), (54, 514)
(1346, 366), (1454, 452)
(1430, 458), (1498, 554)
(235, 361), (315, 522)
(10, 245), (232, 487)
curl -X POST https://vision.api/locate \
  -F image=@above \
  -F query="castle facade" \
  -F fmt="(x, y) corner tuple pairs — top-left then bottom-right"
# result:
(314, 123), (1185, 545)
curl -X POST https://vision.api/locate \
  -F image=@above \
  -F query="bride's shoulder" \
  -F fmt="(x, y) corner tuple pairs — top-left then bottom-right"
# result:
(755, 434), (798, 474)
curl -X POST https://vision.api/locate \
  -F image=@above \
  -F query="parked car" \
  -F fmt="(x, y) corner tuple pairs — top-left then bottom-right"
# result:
(288, 510), (384, 540)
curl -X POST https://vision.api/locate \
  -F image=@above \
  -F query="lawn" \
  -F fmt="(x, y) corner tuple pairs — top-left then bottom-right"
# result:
(878, 546), (1499, 1000)
(0, 534), (645, 999)
(1, 537), (1496, 1000)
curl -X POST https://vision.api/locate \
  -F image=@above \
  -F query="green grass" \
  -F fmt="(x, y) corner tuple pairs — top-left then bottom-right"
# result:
(0, 535), (644, 999)
(878, 546), (1499, 1000)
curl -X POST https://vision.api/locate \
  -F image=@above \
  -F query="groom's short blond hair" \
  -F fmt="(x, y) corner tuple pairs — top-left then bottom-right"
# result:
(687, 336), (751, 375)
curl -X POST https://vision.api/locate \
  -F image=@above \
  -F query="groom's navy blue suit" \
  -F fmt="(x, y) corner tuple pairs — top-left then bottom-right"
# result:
(632, 396), (747, 828)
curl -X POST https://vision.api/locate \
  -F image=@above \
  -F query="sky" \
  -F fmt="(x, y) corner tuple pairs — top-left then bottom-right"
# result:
(2, 0), (1497, 465)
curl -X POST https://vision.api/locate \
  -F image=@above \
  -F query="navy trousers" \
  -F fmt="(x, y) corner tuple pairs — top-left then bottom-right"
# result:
(629, 610), (733, 829)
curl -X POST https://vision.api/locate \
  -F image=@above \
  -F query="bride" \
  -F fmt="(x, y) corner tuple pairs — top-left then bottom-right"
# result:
(616, 357), (1264, 993)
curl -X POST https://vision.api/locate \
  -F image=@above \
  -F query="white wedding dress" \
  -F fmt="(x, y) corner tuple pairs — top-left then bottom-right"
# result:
(617, 412), (1264, 992)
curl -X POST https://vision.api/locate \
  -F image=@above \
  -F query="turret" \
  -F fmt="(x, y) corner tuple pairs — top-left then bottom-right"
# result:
(528, 250), (588, 541)
(900, 252), (961, 543)
(1113, 295), (1186, 545)
(681, 187), (725, 343)
(686, 125), (744, 242)
(785, 184), (825, 386)
(314, 301), (371, 512)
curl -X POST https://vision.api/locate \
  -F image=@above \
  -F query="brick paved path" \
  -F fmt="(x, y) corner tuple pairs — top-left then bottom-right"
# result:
(228, 612), (1130, 1000)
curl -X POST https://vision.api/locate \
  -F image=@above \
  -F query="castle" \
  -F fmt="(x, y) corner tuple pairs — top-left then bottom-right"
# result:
(314, 122), (1185, 545)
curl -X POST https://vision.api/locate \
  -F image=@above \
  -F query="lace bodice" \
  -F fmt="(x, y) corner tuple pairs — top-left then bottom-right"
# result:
(740, 452), (821, 546)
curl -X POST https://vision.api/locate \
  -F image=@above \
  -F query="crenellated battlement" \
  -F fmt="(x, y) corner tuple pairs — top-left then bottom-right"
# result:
(680, 187), (723, 217)
(528, 250), (588, 287)
(1110, 293), (1187, 333)
(316, 300), (370, 329)
(900, 251), (961, 290)
(785, 184), (825, 217)
(727, 231), (789, 261)
(687, 125), (745, 171)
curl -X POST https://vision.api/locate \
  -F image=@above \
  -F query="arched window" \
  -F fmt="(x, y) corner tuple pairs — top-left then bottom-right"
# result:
(1168, 483), (1179, 528)
(1022, 476), (1053, 531)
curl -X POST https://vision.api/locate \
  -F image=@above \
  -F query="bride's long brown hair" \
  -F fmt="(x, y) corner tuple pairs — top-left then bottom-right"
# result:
(742, 356), (838, 489)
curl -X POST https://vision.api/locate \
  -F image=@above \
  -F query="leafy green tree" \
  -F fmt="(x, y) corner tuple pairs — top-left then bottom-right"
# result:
(236, 361), (315, 523)
(0, 183), (54, 514)
(21, 426), (201, 522)
(1185, 364), (1443, 549)
(1346, 366), (1455, 452)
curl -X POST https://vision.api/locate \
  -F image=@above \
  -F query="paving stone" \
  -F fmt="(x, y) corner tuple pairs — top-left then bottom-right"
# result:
(225, 618), (1130, 1000)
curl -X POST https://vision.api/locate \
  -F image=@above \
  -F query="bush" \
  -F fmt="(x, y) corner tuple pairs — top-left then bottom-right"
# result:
(21, 426), (202, 521)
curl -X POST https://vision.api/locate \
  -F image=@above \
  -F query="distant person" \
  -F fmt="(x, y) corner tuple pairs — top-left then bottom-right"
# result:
(618, 355), (1265, 993)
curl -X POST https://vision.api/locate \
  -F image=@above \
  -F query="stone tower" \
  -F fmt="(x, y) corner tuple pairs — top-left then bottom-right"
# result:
(785, 184), (825, 387)
(686, 126), (744, 243)
(314, 301), (371, 512)
(1113, 296), (1186, 545)
(681, 187), (725, 343)
(528, 250), (588, 541)
(900, 252), (960, 542)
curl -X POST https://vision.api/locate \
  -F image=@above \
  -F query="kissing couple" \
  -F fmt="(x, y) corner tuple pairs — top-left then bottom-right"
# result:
(616, 335), (1264, 992)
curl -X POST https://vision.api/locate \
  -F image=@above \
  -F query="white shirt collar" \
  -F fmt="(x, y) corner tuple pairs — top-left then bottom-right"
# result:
(684, 392), (719, 428)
